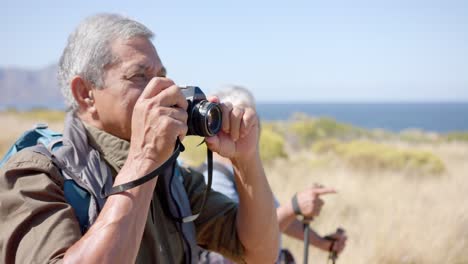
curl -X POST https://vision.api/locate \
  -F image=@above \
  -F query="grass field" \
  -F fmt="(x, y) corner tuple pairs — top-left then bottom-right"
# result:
(0, 110), (66, 155)
(181, 116), (468, 264)
(1, 111), (467, 264)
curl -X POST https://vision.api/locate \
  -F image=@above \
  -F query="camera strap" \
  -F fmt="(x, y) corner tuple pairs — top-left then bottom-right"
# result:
(101, 139), (185, 197)
(101, 138), (213, 224)
(179, 148), (212, 222)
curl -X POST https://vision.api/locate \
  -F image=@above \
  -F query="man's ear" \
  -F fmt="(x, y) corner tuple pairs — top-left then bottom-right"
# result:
(70, 76), (96, 114)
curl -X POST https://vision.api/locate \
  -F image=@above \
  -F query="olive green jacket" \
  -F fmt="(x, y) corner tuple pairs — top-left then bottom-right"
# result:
(0, 124), (244, 263)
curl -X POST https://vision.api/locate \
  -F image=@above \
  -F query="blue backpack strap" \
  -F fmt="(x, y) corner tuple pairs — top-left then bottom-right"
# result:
(1, 124), (91, 234)
(30, 143), (92, 234)
(0, 124), (60, 167)
(0, 144), (19, 167)
(33, 124), (63, 150)
(63, 179), (91, 233)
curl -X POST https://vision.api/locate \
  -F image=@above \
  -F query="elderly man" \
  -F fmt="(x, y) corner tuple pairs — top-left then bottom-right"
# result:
(0, 14), (278, 263)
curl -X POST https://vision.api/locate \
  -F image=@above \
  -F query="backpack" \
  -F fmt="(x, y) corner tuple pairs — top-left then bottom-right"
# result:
(0, 124), (91, 233)
(1, 120), (203, 262)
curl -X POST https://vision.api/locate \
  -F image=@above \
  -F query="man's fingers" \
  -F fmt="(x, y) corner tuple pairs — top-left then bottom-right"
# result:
(229, 107), (244, 141)
(221, 101), (233, 133)
(152, 106), (188, 125)
(314, 187), (337, 196)
(328, 233), (342, 240)
(140, 77), (175, 100)
(153, 85), (188, 110)
(334, 235), (347, 253)
(207, 96), (220, 104)
(205, 135), (220, 153)
(240, 107), (257, 138)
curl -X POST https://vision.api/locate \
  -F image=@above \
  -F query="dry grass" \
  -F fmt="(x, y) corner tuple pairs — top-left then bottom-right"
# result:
(180, 117), (468, 263)
(180, 119), (468, 263)
(267, 143), (468, 264)
(312, 139), (446, 175)
(1, 111), (467, 264)
(0, 111), (65, 155)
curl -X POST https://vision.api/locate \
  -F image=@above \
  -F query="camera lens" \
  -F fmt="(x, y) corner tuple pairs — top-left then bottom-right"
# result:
(206, 104), (222, 135)
(191, 101), (222, 137)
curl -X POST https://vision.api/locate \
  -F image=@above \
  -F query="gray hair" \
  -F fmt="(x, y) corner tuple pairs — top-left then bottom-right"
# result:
(213, 85), (256, 110)
(58, 13), (154, 110)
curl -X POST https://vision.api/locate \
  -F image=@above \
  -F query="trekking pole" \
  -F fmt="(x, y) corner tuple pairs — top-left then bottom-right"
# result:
(302, 218), (312, 264)
(291, 193), (313, 264)
(325, 228), (344, 264)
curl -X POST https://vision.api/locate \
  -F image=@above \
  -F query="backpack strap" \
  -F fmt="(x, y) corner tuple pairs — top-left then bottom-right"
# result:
(0, 124), (62, 167)
(33, 125), (64, 154)
(1, 119), (110, 235)
(63, 179), (91, 232)
(29, 125), (92, 233)
(30, 144), (91, 233)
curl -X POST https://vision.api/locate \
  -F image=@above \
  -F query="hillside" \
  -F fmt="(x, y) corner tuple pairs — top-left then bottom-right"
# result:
(0, 64), (64, 109)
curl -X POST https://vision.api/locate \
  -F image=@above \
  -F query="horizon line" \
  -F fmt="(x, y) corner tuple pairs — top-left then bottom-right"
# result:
(255, 100), (468, 104)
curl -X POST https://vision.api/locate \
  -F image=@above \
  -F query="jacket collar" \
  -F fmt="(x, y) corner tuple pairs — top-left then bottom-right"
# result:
(83, 123), (130, 173)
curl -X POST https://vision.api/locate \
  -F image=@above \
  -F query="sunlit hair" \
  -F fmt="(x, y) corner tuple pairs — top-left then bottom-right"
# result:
(213, 85), (256, 110)
(58, 13), (154, 110)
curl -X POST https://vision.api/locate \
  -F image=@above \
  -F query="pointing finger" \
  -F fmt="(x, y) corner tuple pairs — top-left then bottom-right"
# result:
(314, 187), (337, 196)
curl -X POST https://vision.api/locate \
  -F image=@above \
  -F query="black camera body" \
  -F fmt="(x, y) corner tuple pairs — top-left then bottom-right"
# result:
(180, 86), (222, 137)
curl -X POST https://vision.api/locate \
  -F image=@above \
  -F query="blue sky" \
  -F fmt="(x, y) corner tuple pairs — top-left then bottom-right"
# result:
(2, 0), (467, 102)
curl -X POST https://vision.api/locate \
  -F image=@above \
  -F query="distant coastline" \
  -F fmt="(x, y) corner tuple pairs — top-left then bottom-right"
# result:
(256, 102), (468, 133)
(2, 102), (467, 133)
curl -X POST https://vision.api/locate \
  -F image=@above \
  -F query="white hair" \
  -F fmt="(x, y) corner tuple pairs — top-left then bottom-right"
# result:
(213, 85), (256, 110)
(58, 13), (154, 110)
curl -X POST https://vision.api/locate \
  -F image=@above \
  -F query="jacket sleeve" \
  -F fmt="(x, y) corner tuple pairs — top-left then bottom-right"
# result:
(0, 150), (82, 264)
(180, 166), (246, 263)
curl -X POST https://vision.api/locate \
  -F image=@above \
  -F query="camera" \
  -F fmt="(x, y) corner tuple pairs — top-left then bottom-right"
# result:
(180, 86), (222, 137)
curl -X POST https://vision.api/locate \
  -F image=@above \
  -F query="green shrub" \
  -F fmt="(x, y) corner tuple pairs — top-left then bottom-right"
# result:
(311, 138), (340, 154)
(446, 132), (468, 142)
(289, 115), (366, 145)
(180, 127), (288, 165)
(312, 139), (445, 175)
(259, 127), (288, 163)
(398, 129), (440, 143)
(261, 121), (288, 136)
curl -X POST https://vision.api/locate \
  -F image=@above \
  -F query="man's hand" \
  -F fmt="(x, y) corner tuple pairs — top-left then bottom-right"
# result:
(324, 228), (347, 255)
(296, 184), (336, 219)
(128, 77), (188, 171)
(204, 96), (279, 262)
(204, 99), (259, 162)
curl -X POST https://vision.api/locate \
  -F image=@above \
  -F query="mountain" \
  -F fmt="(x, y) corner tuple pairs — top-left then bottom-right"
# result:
(0, 64), (65, 110)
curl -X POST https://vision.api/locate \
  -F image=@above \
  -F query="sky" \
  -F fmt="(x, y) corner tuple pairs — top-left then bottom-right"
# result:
(2, 0), (467, 102)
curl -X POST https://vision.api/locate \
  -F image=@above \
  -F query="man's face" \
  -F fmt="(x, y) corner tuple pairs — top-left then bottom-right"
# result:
(92, 36), (167, 140)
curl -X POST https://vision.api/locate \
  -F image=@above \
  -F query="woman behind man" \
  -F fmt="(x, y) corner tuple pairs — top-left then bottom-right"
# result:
(197, 86), (347, 263)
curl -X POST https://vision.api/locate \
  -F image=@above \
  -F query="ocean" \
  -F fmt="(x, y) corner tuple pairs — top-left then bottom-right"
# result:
(255, 102), (468, 133)
(3, 102), (467, 133)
